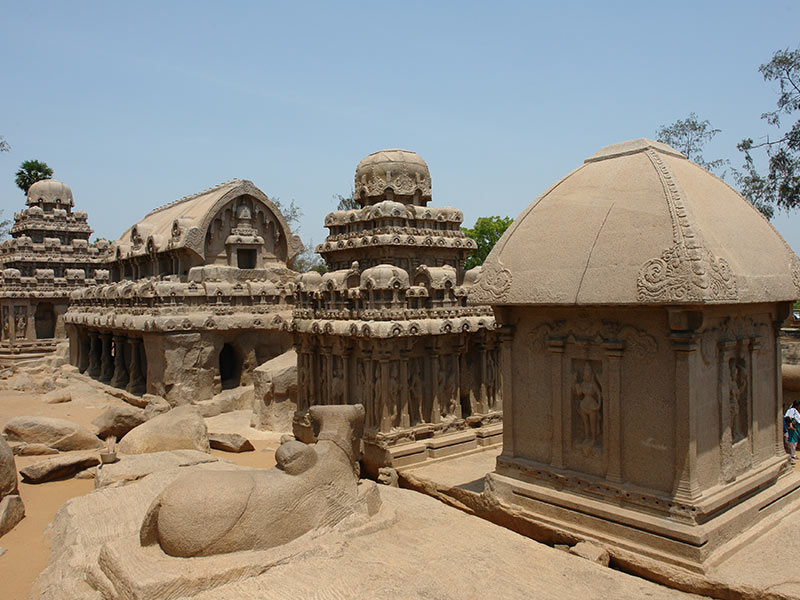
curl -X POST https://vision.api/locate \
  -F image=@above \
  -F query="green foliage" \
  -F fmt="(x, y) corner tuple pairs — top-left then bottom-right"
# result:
(335, 191), (359, 210)
(462, 216), (513, 270)
(270, 196), (302, 232)
(735, 47), (800, 218)
(292, 239), (327, 274)
(655, 113), (728, 175)
(15, 159), (53, 194)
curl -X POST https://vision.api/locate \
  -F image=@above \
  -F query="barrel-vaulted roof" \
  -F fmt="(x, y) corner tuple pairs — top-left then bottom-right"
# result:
(469, 138), (800, 306)
(113, 179), (301, 261)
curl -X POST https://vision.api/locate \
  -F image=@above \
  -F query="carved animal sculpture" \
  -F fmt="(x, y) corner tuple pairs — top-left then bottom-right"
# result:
(140, 404), (365, 557)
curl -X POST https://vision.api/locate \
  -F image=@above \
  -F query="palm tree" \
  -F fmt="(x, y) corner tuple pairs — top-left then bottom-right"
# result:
(15, 159), (53, 194)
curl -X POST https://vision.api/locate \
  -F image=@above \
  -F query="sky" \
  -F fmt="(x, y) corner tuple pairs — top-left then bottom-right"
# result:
(1, 1), (799, 254)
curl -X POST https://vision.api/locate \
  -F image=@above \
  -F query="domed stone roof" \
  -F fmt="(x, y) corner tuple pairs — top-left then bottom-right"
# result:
(354, 149), (432, 206)
(26, 179), (74, 208)
(469, 138), (800, 306)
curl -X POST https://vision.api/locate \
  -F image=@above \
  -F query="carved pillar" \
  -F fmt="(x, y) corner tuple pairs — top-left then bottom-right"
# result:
(379, 352), (392, 432)
(126, 338), (146, 395)
(719, 340), (737, 483)
(548, 338), (565, 469)
(671, 330), (702, 502)
(26, 304), (36, 341)
(87, 331), (101, 378)
(428, 340), (440, 425)
(342, 342), (352, 405)
(110, 335), (129, 389)
(99, 333), (114, 383)
(324, 343), (334, 405)
(603, 341), (624, 483)
(748, 337), (761, 458)
(499, 325), (514, 454)
(478, 335), (489, 414)
(400, 343), (411, 428)
(78, 331), (90, 373)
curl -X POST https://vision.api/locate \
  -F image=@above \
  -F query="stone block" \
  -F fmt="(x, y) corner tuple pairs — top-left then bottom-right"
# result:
(19, 452), (100, 483)
(209, 433), (255, 453)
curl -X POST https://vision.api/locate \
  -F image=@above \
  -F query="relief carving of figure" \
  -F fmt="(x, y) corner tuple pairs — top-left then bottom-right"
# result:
(357, 359), (368, 409)
(14, 310), (27, 339)
(371, 361), (382, 430)
(438, 355), (457, 419)
(408, 359), (424, 425)
(573, 362), (602, 449)
(318, 357), (328, 405)
(387, 362), (400, 427)
(730, 356), (748, 443)
(298, 356), (309, 411)
(331, 359), (346, 405)
(2, 310), (9, 341)
(486, 348), (498, 409)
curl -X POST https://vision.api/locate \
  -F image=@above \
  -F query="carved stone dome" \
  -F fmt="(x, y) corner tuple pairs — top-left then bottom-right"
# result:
(354, 149), (432, 207)
(26, 179), (74, 209)
(469, 138), (800, 306)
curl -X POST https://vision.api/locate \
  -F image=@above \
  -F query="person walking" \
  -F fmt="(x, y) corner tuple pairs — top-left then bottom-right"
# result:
(785, 400), (800, 464)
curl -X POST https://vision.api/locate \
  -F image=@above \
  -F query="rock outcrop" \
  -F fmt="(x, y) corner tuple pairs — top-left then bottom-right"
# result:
(19, 452), (100, 484)
(251, 350), (297, 431)
(118, 406), (209, 455)
(3, 416), (102, 451)
(208, 433), (254, 453)
(92, 405), (147, 439)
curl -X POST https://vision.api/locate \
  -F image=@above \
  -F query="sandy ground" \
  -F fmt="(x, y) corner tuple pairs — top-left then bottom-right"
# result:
(0, 374), (282, 600)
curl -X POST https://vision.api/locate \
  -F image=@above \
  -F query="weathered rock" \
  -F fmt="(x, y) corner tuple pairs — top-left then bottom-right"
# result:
(19, 452), (100, 483)
(43, 388), (72, 404)
(92, 405), (147, 439)
(75, 466), (97, 480)
(196, 386), (254, 417)
(0, 494), (24, 536)
(118, 406), (210, 455)
(95, 450), (219, 488)
(11, 442), (59, 456)
(3, 416), (102, 451)
(12, 372), (34, 391)
(0, 436), (18, 498)
(570, 541), (611, 567)
(0, 546), (6, 557)
(251, 350), (297, 431)
(208, 433), (254, 453)
(143, 394), (171, 420)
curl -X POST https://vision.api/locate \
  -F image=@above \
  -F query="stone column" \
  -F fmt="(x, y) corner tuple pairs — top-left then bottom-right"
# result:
(78, 331), (90, 373)
(26, 304), (36, 341)
(379, 352), (392, 432)
(427, 340), (440, 425)
(99, 333), (114, 383)
(400, 344), (411, 428)
(748, 337), (761, 459)
(603, 341), (624, 483)
(671, 330), (702, 503)
(499, 325), (514, 455)
(126, 338), (146, 395)
(110, 335), (130, 389)
(87, 331), (101, 378)
(547, 337), (565, 469)
(478, 336), (489, 414)
(718, 340), (737, 484)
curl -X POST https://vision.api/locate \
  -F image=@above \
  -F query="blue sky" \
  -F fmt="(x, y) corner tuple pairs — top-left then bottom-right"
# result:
(2, 1), (799, 253)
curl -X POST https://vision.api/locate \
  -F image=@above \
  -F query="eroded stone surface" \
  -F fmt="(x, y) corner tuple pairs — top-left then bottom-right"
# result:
(570, 541), (611, 567)
(92, 405), (147, 439)
(3, 416), (102, 451)
(19, 452), (99, 483)
(251, 350), (297, 432)
(208, 433), (254, 453)
(95, 450), (219, 489)
(118, 406), (209, 455)
(0, 495), (24, 537)
(11, 442), (59, 456)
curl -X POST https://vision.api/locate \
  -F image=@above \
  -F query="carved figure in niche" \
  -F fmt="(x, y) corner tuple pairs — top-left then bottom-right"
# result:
(298, 356), (309, 410)
(141, 405), (371, 557)
(370, 361), (382, 429)
(438, 355), (457, 419)
(408, 359), (424, 425)
(730, 356), (749, 443)
(14, 309), (27, 339)
(387, 362), (400, 427)
(2, 309), (9, 341)
(486, 348), (498, 409)
(319, 357), (328, 405)
(331, 359), (345, 405)
(573, 361), (602, 449)
(357, 359), (368, 409)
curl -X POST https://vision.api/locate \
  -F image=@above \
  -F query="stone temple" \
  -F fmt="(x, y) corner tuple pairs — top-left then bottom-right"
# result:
(64, 179), (302, 404)
(292, 149), (503, 472)
(470, 138), (800, 572)
(0, 180), (110, 356)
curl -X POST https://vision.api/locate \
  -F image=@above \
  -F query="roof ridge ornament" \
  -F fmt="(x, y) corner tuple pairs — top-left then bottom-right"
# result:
(636, 149), (737, 303)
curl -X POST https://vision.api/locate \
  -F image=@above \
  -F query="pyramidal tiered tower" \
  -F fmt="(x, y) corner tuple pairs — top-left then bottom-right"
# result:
(292, 149), (504, 473)
(0, 179), (109, 354)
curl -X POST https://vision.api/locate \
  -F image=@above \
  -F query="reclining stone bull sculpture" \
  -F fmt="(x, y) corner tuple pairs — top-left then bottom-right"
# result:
(140, 404), (365, 557)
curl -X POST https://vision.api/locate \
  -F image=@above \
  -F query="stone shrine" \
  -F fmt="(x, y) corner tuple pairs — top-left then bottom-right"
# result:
(292, 149), (503, 472)
(64, 179), (302, 405)
(0, 179), (110, 356)
(470, 138), (800, 572)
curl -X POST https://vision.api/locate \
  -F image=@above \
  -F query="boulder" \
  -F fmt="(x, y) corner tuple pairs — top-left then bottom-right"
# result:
(118, 406), (210, 455)
(208, 433), (255, 453)
(92, 405), (147, 439)
(569, 541), (610, 567)
(251, 350), (298, 431)
(43, 388), (72, 404)
(0, 494), (24, 536)
(19, 452), (100, 484)
(11, 442), (59, 456)
(0, 437), (18, 498)
(95, 450), (219, 488)
(3, 416), (102, 451)
(143, 394), (171, 420)
(196, 386), (254, 418)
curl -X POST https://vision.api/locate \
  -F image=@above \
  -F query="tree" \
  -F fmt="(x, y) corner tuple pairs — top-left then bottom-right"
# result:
(736, 47), (800, 218)
(271, 195), (327, 273)
(335, 191), (359, 210)
(0, 135), (9, 152)
(15, 159), (53, 194)
(0, 211), (11, 241)
(655, 113), (728, 175)
(462, 216), (514, 270)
